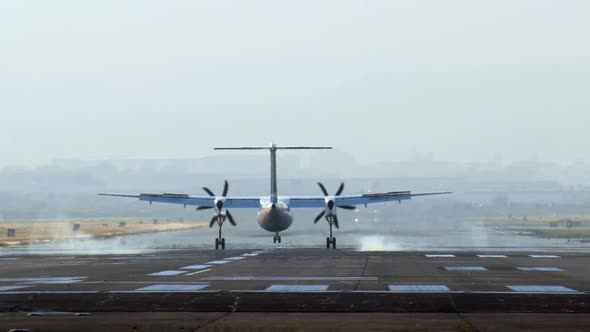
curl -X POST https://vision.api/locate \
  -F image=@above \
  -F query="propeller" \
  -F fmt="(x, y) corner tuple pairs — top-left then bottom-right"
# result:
(313, 182), (356, 228)
(198, 180), (236, 228)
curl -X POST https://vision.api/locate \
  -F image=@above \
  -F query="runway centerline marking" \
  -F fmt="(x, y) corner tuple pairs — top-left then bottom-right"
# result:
(225, 256), (246, 261)
(529, 255), (561, 258)
(265, 285), (329, 292)
(477, 255), (508, 258)
(149, 270), (187, 276)
(425, 254), (455, 258)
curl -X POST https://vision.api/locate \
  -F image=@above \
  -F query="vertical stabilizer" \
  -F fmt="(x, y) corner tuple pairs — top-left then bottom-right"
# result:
(214, 144), (332, 203)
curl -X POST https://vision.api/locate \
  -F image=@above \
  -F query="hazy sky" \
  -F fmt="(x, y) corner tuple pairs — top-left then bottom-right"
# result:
(1, 1), (589, 167)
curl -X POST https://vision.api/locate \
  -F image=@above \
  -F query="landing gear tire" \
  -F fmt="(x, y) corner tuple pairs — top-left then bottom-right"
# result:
(215, 238), (219, 250)
(273, 235), (281, 244)
(326, 237), (336, 249)
(221, 238), (225, 250)
(278, 236), (281, 243)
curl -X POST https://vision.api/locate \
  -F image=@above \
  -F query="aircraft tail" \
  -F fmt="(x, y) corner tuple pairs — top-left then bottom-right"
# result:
(214, 144), (332, 203)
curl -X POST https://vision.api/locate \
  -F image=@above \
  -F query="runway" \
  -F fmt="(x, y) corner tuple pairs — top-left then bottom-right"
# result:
(2, 231), (590, 330)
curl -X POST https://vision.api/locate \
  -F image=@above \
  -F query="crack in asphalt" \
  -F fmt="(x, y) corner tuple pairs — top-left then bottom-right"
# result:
(447, 293), (479, 332)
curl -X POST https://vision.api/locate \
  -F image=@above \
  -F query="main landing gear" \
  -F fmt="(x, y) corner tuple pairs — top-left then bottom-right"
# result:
(273, 233), (282, 244)
(326, 216), (336, 249)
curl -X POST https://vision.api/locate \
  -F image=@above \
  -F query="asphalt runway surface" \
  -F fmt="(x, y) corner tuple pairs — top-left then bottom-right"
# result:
(1, 246), (590, 331)
(1, 221), (590, 331)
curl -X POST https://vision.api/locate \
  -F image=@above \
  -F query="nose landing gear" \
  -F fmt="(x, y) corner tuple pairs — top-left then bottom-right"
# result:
(214, 219), (226, 250)
(273, 233), (282, 244)
(215, 237), (225, 250)
(326, 216), (337, 249)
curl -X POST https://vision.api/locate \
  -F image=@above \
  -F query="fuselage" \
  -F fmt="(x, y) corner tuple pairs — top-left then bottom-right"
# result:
(256, 201), (294, 233)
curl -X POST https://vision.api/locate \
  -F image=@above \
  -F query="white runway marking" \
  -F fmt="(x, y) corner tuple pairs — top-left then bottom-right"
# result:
(135, 284), (209, 292)
(529, 255), (561, 258)
(265, 285), (329, 292)
(22, 279), (85, 285)
(242, 253), (258, 257)
(206, 260), (231, 265)
(0, 277), (86, 283)
(516, 267), (563, 271)
(203, 276), (379, 281)
(225, 257), (246, 261)
(507, 285), (577, 292)
(425, 254), (455, 258)
(180, 265), (211, 270)
(0, 285), (30, 291)
(186, 269), (211, 276)
(149, 270), (186, 276)
(388, 285), (450, 292)
(477, 255), (508, 258)
(445, 266), (488, 271)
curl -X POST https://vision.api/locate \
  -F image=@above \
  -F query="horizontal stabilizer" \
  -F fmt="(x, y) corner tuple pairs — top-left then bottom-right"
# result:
(214, 146), (332, 150)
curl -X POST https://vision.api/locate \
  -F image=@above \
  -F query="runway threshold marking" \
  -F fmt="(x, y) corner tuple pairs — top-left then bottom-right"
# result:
(0, 285), (30, 291)
(507, 285), (577, 292)
(0, 277), (86, 283)
(265, 285), (329, 292)
(180, 264), (212, 270)
(186, 269), (211, 276)
(225, 256), (246, 260)
(425, 254), (455, 258)
(206, 260), (231, 265)
(149, 270), (187, 276)
(388, 285), (450, 292)
(202, 276), (378, 281)
(516, 267), (563, 271)
(477, 255), (508, 258)
(445, 266), (488, 271)
(529, 255), (561, 258)
(135, 284), (210, 292)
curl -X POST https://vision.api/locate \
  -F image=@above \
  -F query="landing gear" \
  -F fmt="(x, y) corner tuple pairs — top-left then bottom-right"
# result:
(326, 216), (337, 249)
(215, 221), (226, 250)
(326, 236), (336, 249)
(215, 237), (226, 250)
(273, 233), (282, 244)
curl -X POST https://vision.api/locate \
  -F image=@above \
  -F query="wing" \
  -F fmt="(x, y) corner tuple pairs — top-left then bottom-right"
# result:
(98, 193), (261, 208)
(285, 191), (451, 208)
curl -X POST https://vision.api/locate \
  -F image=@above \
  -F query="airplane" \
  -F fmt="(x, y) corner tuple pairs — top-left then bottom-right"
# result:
(99, 144), (451, 249)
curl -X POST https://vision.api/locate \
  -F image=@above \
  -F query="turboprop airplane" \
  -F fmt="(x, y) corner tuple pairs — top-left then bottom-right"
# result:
(100, 144), (451, 249)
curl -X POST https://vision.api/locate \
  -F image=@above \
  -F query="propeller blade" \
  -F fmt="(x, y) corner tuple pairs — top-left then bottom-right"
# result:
(333, 215), (339, 229)
(209, 215), (217, 228)
(196, 206), (213, 211)
(226, 210), (237, 226)
(317, 182), (329, 196)
(314, 210), (325, 223)
(203, 187), (215, 197)
(338, 205), (356, 210)
(335, 182), (345, 196)
(222, 180), (229, 197)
